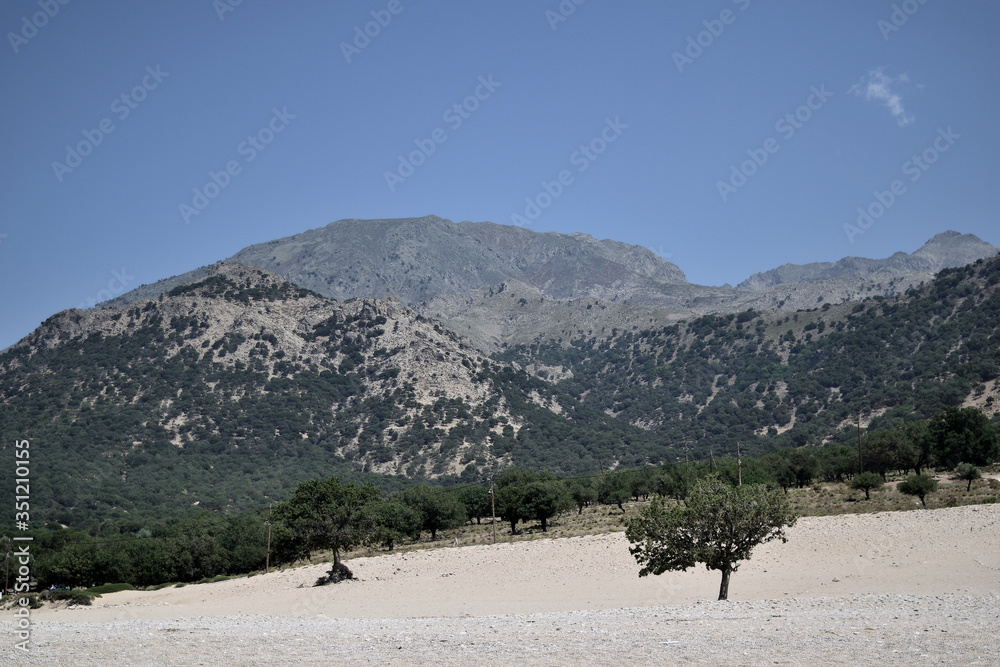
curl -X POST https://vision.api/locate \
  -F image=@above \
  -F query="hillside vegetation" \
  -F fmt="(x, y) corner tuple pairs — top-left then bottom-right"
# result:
(2, 257), (999, 531)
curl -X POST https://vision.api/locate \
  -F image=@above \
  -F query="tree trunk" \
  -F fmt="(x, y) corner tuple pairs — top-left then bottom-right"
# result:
(919, 494), (926, 507)
(967, 480), (973, 492)
(431, 528), (437, 540)
(718, 566), (732, 601)
(864, 488), (870, 500)
(541, 517), (547, 532)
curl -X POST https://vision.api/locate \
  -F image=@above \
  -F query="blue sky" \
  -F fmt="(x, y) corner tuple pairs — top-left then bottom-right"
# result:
(1, 1), (997, 350)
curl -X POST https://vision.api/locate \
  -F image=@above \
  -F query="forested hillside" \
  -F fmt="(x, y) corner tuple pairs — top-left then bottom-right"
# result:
(2, 257), (999, 532)
(499, 256), (1000, 459)
(0, 265), (660, 530)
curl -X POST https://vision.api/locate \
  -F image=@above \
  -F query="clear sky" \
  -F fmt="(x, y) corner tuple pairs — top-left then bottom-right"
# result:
(2, 1), (997, 350)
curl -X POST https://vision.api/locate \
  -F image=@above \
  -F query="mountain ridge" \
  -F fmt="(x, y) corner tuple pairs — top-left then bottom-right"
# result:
(736, 231), (997, 291)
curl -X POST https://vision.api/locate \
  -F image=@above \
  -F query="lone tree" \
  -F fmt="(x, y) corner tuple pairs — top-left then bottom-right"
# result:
(625, 477), (796, 600)
(849, 471), (885, 500)
(898, 473), (938, 507)
(272, 476), (380, 583)
(955, 463), (982, 492)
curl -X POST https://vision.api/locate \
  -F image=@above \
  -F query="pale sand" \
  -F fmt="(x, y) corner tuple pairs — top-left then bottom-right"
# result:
(7, 504), (1000, 664)
(31, 504), (1000, 620)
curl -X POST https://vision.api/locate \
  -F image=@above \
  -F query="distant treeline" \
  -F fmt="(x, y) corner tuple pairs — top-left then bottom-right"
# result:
(6, 405), (997, 592)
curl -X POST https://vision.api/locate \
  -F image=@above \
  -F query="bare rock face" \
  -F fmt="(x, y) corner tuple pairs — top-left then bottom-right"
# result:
(101, 221), (997, 351)
(736, 231), (997, 291)
(228, 216), (689, 304)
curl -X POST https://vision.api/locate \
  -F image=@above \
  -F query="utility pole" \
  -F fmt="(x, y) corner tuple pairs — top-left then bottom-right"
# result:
(677, 440), (694, 464)
(265, 504), (272, 575)
(489, 474), (497, 545)
(737, 442), (743, 486)
(857, 414), (864, 473)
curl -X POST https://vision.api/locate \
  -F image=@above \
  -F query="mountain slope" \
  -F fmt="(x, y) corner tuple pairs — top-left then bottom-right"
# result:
(104, 220), (997, 351)
(499, 255), (1000, 457)
(0, 264), (661, 528)
(737, 231), (996, 291)
(108, 216), (689, 309)
(3, 257), (999, 530)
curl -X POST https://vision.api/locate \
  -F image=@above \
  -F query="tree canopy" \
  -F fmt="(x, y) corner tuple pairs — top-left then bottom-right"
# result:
(625, 477), (796, 600)
(271, 476), (380, 580)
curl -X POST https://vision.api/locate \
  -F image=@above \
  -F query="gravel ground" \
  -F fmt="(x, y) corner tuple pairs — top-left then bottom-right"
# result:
(6, 594), (998, 665)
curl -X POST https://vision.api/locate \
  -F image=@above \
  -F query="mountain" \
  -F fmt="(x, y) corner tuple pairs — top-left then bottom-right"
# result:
(4, 222), (999, 531)
(736, 231), (997, 291)
(498, 255), (1000, 446)
(0, 264), (658, 528)
(106, 219), (997, 351)
(109, 215), (690, 308)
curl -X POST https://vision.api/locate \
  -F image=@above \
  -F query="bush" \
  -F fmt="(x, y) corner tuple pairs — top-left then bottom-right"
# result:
(85, 583), (135, 596)
(43, 589), (94, 606)
(955, 463), (981, 492)
(849, 472), (884, 500)
(898, 474), (938, 507)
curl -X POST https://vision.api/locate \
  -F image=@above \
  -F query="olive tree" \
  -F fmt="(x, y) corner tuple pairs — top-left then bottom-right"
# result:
(955, 463), (981, 492)
(398, 484), (466, 541)
(271, 476), (380, 582)
(625, 477), (796, 600)
(520, 481), (571, 532)
(898, 473), (938, 507)
(849, 471), (884, 500)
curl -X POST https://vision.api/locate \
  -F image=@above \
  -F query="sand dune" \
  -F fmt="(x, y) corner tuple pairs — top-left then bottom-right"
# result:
(9, 504), (1000, 664)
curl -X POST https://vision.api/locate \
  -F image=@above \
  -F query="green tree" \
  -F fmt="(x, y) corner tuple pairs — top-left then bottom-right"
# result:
(566, 478), (597, 514)
(369, 500), (421, 550)
(785, 449), (818, 488)
(495, 484), (526, 535)
(849, 471), (884, 500)
(625, 477), (796, 600)
(454, 485), (492, 525)
(863, 430), (914, 479)
(520, 481), (571, 532)
(898, 473), (938, 507)
(955, 463), (982, 492)
(597, 473), (631, 512)
(900, 421), (934, 475)
(271, 476), (380, 581)
(929, 407), (1000, 467)
(398, 484), (466, 541)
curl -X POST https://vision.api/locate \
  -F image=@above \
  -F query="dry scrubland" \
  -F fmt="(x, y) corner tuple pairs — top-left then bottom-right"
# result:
(5, 475), (1000, 665)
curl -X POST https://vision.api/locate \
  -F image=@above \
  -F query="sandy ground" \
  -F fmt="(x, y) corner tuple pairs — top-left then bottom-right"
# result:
(5, 504), (1000, 664)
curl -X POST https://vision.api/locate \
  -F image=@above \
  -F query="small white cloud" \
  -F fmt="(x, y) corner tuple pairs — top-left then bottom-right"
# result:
(850, 67), (915, 127)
